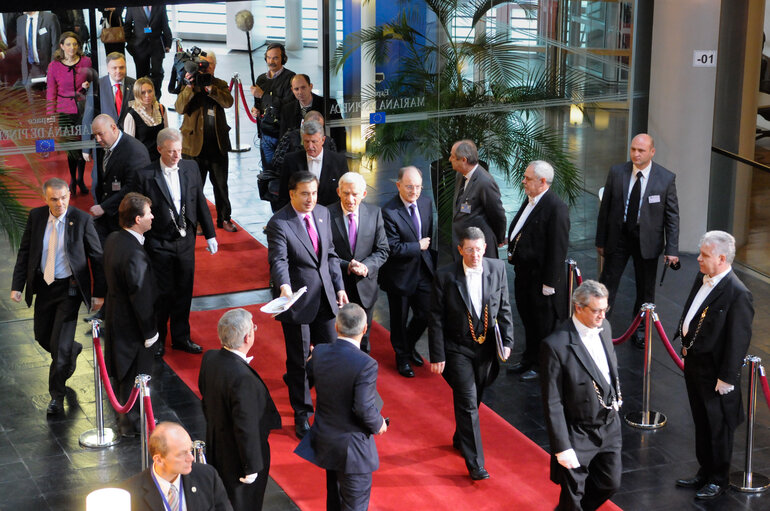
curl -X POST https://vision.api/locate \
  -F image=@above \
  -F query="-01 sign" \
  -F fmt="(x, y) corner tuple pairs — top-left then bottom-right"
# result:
(693, 50), (717, 67)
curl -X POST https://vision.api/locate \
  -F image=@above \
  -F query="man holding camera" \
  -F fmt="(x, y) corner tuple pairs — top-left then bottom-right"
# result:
(175, 50), (236, 232)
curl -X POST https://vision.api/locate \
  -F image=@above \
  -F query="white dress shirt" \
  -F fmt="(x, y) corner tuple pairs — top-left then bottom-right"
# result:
(682, 267), (732, 337)
(510, 188), (548, 240)
(463, 262), (483, 318)
(161, 160), (182, 214)
(307, 149), (323, 180)
(224, 346), (253, 364)
(572, 316), (611, 385)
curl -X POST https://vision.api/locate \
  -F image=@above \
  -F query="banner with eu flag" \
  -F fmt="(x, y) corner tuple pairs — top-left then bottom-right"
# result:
(35, 139), (55, 153)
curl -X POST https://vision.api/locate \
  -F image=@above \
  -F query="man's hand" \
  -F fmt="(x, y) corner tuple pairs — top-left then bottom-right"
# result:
(91, 297), (104, 311)
(556, 449), (580, 469)
(82, 152), (91, 162)
(596, 246), (604, 257)
(664, 255), (679, 265)
(279, 284), (293, 298)
(206, 238), (218, 254)
(348, 260), (368, 277)
(239, 473), (258, 484)
(10, 290), (21, 302)
(542, 285), (555, 296)
(419, 237), (431, 251)
(90, 205), (105, 217)
(502, 347), (511, 360)
(377, 418), (387, 435)
(715, 379), (735, 395)
(337, 290), (349, 307)
(250, 106), (259, 118)
(81, 81), (90, 90)
(430, 361), (445, 375)
(251, 84), (263, 98)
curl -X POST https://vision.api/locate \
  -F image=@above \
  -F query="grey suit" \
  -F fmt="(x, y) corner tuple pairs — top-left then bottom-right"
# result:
(452, 166), (507, 259)
(16, 11), (59, 84)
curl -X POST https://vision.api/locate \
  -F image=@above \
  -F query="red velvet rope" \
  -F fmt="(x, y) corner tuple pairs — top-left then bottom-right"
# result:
(237, 82), (259, 123)
(759, 366), (770, 412)
(653, 318), (685, 371)
(144, 395), (156, 434)
(228, 78), (234, 92)
(612, 312), (643, 345)
(92, 336), (140, 414)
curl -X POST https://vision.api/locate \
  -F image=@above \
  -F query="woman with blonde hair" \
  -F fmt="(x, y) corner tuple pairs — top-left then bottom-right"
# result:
(123, 77), (168, 160)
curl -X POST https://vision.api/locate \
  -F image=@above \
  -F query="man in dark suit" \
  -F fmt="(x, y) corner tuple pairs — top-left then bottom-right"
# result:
(135, 127), (218, 355)
(278, 119), (347, 209)
(124, 5), (171, 99)
(0, 12), (21, 86)
(379, 166), (437, 378)
(122, 422), (233, 511)
(449, 139), (507, 259)
(279, 73), (346, 152)
(507, 161), (570, 382)
(15, 11), (60, 85)
(541, 280), (622, 511)
(596, 133), (679, 346)
(103, 193), (158, 437)
(10, 178), (105, 415)
(429, 227), (513, 480)
(199, 308), (282, 511)
(89, 114), (151, 243)
(266, 171), (348, 439)
(328, 172), (389, 353)
(675, 231), (753, 500)
(295, 303), (387, 511)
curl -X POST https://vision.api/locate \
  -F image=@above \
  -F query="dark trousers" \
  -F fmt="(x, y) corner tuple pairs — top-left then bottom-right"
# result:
(134, 47), (165, 99)
(325, 470), (372, 511)
(555, 416), (622, 511)
(345, 285), (374, 354)
(33, 275), (81, 400)
(600, 228), (657, 325)
(514, 268), (560, 369)
(114, 344), (153, 434)
(386, 276), (431, 365)
(281, 300), (336, 421)
(193, 151), (231, 224)
(227, 440), (271, 511)
(148, 235), (196, 345)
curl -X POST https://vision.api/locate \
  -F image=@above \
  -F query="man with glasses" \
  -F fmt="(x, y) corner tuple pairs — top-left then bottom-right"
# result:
(541, 280), (622, 510)
(428, 226), (513, 480)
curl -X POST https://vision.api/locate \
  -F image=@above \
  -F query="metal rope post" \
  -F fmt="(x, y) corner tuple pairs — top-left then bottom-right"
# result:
(193, 440), (207, 464)
(730, 356), (770, 492)
(625, 304), (667, 429)
(566, 259), (577, 318)
(79, 320), (119, 448)
(137, 374), (152, 470)
(230, 73), (251, 153)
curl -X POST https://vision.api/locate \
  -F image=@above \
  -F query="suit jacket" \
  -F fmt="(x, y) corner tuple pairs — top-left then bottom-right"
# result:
(279, 93), (346, 152)
(97, 132), (151, 218)
(135, 159), (216, 245)
(278, 149), (348, 208)
(15, 11), (60, 83)
(199, 349), (281, 488)
(540, 318), (620, 480)
(265, 203), (345, 324)
(11, 206), (105, 308)
(452, 166), (507, 258)
(328, 202), (389, 308)
(124, 6), (172, 58)
(122, 463), (232, 511)
(295, 339), (384, 473)
(103, 229), (157, 381)
(176, 76), (233, 157)
(378, 194), (437, 296)
(678, 270), (754, 387)
(428, 258), (514, 363)
(82, 75), (137, 141)
(596, 161), (679, 259)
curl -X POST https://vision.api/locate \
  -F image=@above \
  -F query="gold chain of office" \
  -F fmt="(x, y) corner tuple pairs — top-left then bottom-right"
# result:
(467, 305), (488, 345)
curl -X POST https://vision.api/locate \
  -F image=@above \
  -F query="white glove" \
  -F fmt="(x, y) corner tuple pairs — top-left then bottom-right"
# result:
(239, 473), (258, 484)
(206, 238), (218, 255)
(542, 285), (555, 296)
(556, 449), (580, 469)
(715, 379), (735, 395)
(144, 333), (159, 348)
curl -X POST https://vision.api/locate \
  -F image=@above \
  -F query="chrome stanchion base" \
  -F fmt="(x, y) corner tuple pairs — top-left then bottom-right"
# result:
(730, 471), (770, 493)
(229, 145), (251, 153)
(79, 427), (120, 448)
(624, 410), (667, 429)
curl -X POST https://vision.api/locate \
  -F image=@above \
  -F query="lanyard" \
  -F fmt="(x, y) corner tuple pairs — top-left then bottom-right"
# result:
(150, 467), (185, 511)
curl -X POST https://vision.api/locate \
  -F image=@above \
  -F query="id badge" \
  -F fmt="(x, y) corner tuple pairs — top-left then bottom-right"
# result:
(144, 27), (152, 34)
(112, 180), (121, 191)
(460, 202), (471, 214)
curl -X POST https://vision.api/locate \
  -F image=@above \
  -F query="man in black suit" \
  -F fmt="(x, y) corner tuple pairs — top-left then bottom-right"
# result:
(89, 113), (151, 243)
(449, 139), (507, 259)
(278, 119), (347, 209)
(135, 127), (218, 356)
(279, 73), (346, 152)
(596, 133), (679, 346)
(10, 178), (105, 415)
(15, 11), (60, 85)
(379, 166), (436, 378)
(507, 161), (570, 382)
(266, 171), (348, 439)
(541, 280), (622, 511)
(0, 12), (21, 86)
(124, 6), (171, 99)
(675, 231), (753, 500)
(103, 193), (158, 437)
(294, 303), (387, 511)
(122, 422), (233, 511)
(328, 172), (389, 353)
(429, 227), (513, 481)
(199, 308), (282, 511)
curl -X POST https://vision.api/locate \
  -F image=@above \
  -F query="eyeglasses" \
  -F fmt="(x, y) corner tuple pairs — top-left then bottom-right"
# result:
(580, 304), (610, 315)
(402, 185), (422, 192)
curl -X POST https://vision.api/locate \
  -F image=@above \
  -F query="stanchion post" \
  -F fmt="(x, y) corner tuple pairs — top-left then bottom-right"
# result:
(193, 440), (207, 464)
(566, 259), (576, 318)
(730, 356), (770, 492)
(137, 374), (152, 470)
(229, 73), (251, 153)
(79, 320), (119, 449)
(624, 304), (667, 429)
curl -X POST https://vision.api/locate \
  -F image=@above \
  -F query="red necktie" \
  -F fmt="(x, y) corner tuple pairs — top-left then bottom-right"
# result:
(114, 83), (123, 116)
(304, 215), (319, 255)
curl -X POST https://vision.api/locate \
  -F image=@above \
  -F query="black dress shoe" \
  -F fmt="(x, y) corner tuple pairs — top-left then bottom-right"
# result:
(65, 342), (83, 379)
(172, 339), (203, 354)
(507, 362), (528, 374)
(695, 483), (726, 500)
(83, 309), (105, 322)
(520, 369), (539, 382)
(469, 467), (490, 480)
(295, 419), (310, 440)
(46, 398), (63, 415)
(410, 349), (424, 367)
(676, 475), (706, 488)
(155, 344), (165, 358)
(397, 362), (415, 378)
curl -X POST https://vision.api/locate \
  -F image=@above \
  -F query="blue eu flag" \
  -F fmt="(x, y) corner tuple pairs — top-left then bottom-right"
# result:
(35, 139), (55, 152)
(369, 112), (386, 124)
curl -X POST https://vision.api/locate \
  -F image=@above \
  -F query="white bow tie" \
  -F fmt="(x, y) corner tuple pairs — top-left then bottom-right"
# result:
(309, 156), (322, 163)
(703, 274), (716, 287)
(163, 166), (179, 176)
(465, 266), (483, 275)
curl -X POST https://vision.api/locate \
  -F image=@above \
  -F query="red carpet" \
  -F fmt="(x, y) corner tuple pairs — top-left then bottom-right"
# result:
(165, 306), (622, 510)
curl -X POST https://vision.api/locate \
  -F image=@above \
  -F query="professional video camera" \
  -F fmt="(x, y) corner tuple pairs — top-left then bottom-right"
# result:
(168, 46), (213, 94)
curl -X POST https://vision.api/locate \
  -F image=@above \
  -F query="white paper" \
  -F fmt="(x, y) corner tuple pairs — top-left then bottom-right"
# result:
(260, 286), (307, 316)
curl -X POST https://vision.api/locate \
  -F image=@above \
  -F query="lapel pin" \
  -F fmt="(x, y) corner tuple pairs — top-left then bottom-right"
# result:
(192, 486), (197, 493)
(69, 222), (73, 226)
(318, 218), (323, 223)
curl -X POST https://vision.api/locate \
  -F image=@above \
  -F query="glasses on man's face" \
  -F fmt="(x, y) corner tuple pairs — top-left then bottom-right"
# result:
(581, 304), (610, 315)
(403, 185), (422, 192)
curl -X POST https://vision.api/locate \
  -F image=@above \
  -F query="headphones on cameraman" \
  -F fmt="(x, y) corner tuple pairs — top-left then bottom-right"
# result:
(264, 43), (288, 65)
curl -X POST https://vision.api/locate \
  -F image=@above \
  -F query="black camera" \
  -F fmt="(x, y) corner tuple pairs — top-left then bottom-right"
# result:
(168, 46), (212, 94)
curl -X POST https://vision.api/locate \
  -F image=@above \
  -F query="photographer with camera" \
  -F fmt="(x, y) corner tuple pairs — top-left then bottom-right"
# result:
(174, 49), (237, 233)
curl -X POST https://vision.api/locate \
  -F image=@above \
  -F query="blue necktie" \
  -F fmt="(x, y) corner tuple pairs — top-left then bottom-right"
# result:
(145, 6), (151, 18)
(409, 204), (420, 237)
(27, 17), (34, 64)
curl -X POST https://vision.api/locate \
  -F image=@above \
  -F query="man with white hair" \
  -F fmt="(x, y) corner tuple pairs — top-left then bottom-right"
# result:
(675, 231), (753, 501)
(507, 160), (570, 382)
(328, 172), (389, 353)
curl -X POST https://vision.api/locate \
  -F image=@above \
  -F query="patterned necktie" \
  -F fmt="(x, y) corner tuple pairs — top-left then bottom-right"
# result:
(114, 83), (123, 116)
(304, 214), (319, 255)
(167, 485), (179, 511)
(43, 218), (57, 285)
(103, 148), (112, 171)
(409, 203), (420, 237)
(625, 171), (642, 227)
(348, 212), (357, 254)
(27, 17), (34, 64)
